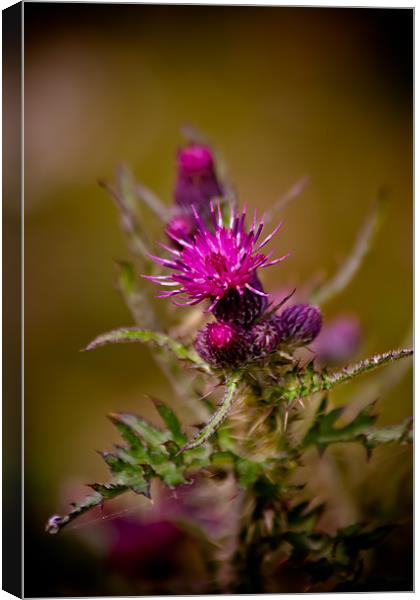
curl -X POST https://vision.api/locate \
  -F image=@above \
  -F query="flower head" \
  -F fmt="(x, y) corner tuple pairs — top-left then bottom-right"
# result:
(194, 321), (252, 368)
(146, 202), (289, 316)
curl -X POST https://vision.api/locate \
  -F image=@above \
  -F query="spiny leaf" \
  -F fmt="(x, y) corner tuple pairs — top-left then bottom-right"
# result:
(278, 348), (413, 404)
(83, 327), (210, 372)
(99, 450), (151, 495)
(45, 490), (123, 535)
(180, 372), (241, 452)
(88, 482), (129, 499)
(111, 412), (169, 448)
(301, 399), (377, 451)
(325, 348), (413, 389)
(311, 190), (389, 305)
(151, 397), (187, 446)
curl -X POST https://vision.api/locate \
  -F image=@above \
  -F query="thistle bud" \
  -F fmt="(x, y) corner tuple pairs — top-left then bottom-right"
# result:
(165, 213), (196, 245)
(277, 303), (322, 347)
(194, 321), (251, 368)
(175, 144), (223, 213)
(249, 316), (282, 359)
(212, 274), (268, 326)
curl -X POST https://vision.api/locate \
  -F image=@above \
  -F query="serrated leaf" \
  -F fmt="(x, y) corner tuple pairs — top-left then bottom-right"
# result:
(113, 412), (168, 447)
(152, 398), (187, 446)
(88, 482), (128, 498)
(278, 348), (413, 404)
(301, 400), (377, 451)
(45, 489), (126, 535)
(108, 413), (148, 459)
(100, 450), (151, 496)
(83, 327), (210, 372)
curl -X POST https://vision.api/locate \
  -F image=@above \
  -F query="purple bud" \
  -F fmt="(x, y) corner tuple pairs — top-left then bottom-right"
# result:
(165, 213), (196, 245)
(312, 314), (362, 365)
(249, 316), (282, 359)
(174, 144), (223, 213)
(178, 144), (213, 172)
(212, 274), (268, 326)
(277, 303), (322, 347)
(194, 321), (251, 368)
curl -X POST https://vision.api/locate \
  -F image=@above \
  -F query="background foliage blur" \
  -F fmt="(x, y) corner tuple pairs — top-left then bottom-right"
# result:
(16, 4), (412, 595)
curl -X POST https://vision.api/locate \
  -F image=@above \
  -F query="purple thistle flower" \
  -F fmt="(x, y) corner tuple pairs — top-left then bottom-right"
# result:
(174, 144), (223, 214)
(277, 303), (322, 347)
(145, 202), (289, 317)
(194, 321), (252, 368)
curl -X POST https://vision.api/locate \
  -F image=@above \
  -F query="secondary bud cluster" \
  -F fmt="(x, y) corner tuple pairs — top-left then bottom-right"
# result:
(195, 304), (322, 369)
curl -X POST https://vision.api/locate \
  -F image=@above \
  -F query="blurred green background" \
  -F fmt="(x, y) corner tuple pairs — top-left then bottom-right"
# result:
(19, 4), (412, 595)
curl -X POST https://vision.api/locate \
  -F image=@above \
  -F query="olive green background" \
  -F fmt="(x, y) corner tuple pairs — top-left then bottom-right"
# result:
(18, 4), (413, 595)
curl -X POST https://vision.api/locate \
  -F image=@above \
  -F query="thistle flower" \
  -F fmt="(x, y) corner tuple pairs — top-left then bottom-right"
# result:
(277, 303), (322, 347)
(194, 321), (252, 368)
(174, 144), (223, 214)
(145, 202), (289, 323)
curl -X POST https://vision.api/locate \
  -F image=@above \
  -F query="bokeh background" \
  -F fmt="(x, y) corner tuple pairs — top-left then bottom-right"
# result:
(18, 4), (413, 595)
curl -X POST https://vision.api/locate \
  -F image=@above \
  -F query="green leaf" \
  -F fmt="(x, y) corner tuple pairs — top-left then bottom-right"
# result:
(278, 348), (413, 404)
(301, 398), (377, 452)
(325, 348), (413, 389)
(83, 327), (211, 372)
(180, 372), (241, 452)
(45, 489), (125, 535)
(152, 397), (187, 446)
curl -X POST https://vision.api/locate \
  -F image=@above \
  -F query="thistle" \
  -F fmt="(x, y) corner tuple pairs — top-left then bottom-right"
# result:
(48, 138), (413, 595)
(146, 201), (289, 324)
